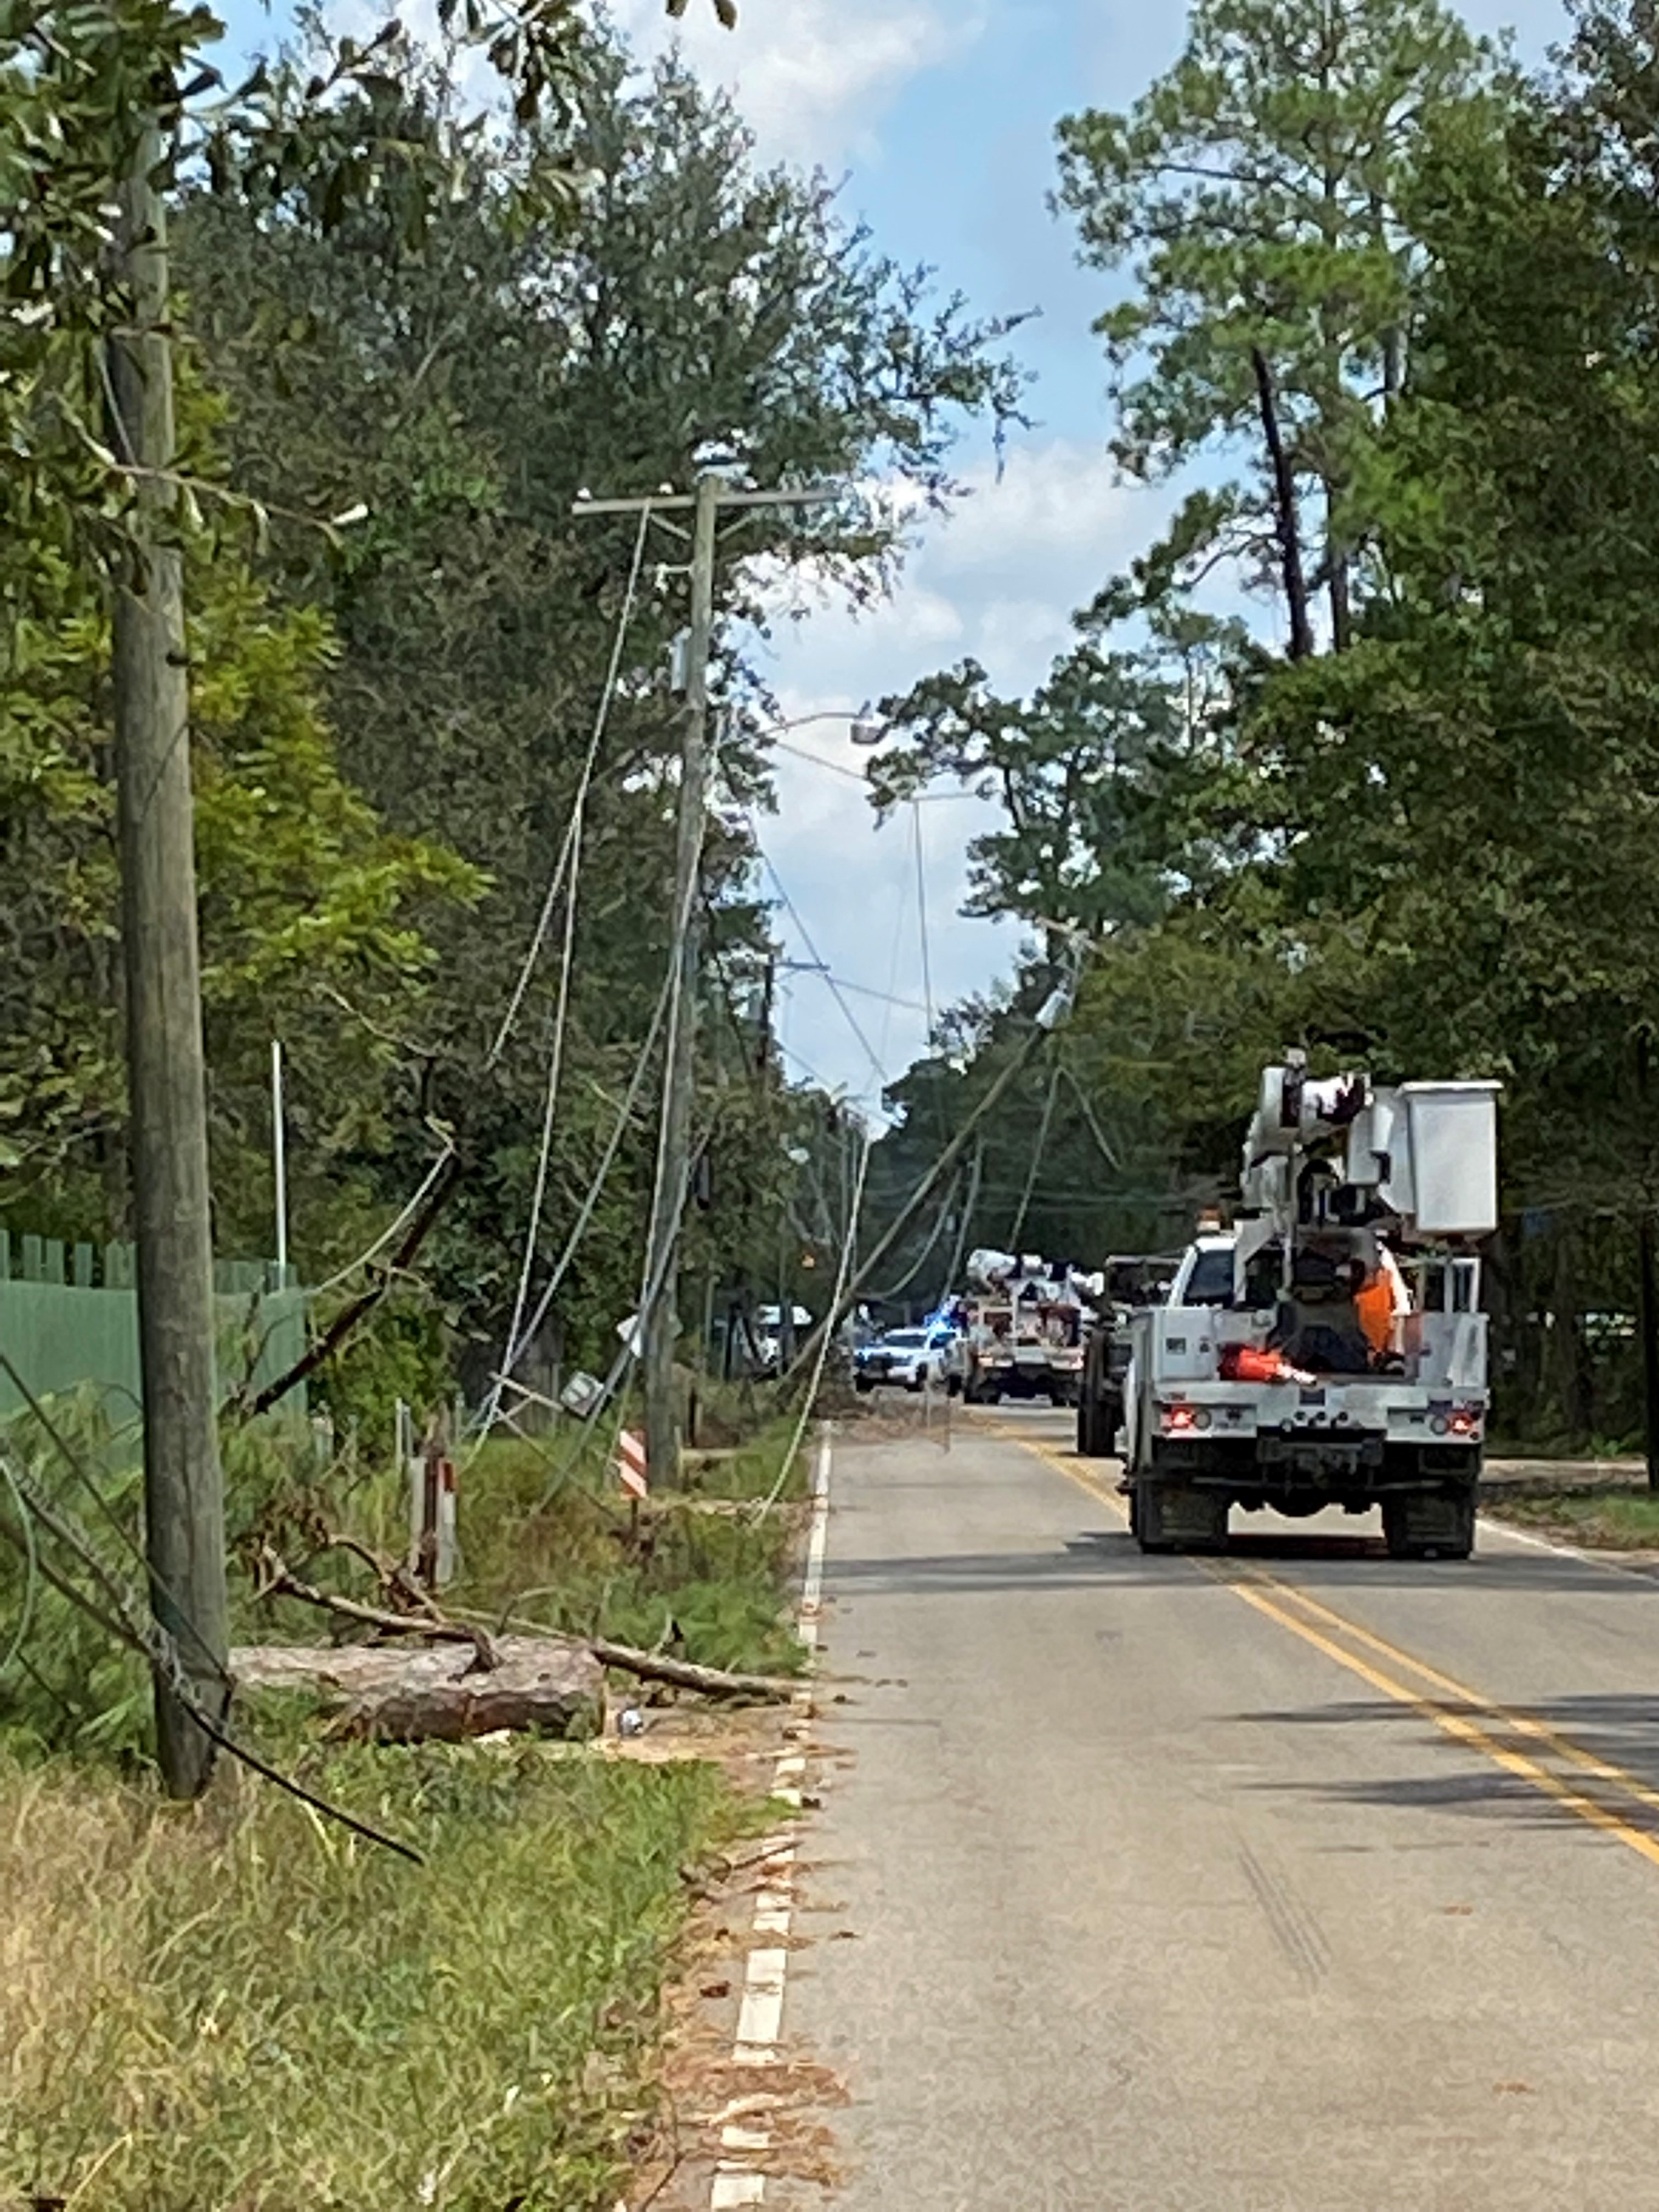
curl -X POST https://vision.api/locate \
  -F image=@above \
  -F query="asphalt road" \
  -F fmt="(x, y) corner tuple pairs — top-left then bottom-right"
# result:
(786, 1402), (1659, 2211)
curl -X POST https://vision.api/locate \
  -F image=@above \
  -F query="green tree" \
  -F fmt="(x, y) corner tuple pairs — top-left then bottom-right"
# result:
(174, 38), (1026, 1373)
(1054, 0), (1504, 649)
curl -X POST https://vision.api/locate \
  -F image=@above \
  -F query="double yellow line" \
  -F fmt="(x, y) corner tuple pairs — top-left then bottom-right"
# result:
(1000, 1418), (1659, 1875)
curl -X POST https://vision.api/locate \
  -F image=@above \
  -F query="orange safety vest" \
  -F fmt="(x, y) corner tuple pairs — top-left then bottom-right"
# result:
(1355, 1272), (1396, 1357)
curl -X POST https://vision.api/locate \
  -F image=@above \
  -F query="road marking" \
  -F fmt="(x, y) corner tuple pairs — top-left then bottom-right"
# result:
(1231, 1570), (1659, 1827)
(989, 1418), (1659, 1876)
(707, 1426), (832, 2208)
(1222, 1576), (1659, 1871)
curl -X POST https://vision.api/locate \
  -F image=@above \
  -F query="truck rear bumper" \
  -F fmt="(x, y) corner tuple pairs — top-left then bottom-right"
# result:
(1144, 1434), (1481, 1498)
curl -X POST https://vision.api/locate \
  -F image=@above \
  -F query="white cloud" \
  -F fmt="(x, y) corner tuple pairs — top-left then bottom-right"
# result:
(742, 433), (1166, 1109)
(611, 0), (980, 167)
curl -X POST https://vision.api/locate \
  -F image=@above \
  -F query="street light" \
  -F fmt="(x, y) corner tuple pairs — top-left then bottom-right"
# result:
(850, 699), (885, 747)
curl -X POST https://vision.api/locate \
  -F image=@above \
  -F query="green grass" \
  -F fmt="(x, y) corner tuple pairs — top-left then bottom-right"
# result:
(1486, 1488), (1659, 1549)
(1, 1739), (747, 2211)
(0, 1397), (814, 2212)
(321, 1418), (812, 1678)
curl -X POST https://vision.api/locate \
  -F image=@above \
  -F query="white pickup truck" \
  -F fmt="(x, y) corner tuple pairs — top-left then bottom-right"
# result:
(1120, 1067), (1498, 1560)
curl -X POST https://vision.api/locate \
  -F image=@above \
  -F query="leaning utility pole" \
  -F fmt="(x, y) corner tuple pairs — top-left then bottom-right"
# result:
(644, 471), (719, 1490)
(573, 477), (839, 1488)
(108, 117), (230, 1797)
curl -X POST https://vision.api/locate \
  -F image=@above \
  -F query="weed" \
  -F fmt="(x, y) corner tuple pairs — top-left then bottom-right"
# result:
(1, 1741), (742, 2211)
(1487, 1487), (1659, 1550)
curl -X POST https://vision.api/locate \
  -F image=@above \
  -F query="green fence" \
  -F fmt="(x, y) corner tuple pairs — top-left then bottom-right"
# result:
(0, 1232), (307, 1423)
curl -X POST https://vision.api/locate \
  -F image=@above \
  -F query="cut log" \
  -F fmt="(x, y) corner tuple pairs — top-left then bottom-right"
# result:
(232, 1635), (605, 1743)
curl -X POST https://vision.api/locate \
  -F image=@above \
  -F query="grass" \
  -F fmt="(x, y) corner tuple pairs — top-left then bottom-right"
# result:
(1486, 1487), (1659, 1550)
(0, 1397), (816, 2210)
(1, 1739), (749, 2211)
(313, 1417), (814, 1678)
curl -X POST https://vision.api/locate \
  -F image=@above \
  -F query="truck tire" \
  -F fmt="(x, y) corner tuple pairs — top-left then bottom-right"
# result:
(1134, 1475), (1175, 1554)
(1077, 1393), (1105, 1458)
(1383, 1488), (1476, 1561)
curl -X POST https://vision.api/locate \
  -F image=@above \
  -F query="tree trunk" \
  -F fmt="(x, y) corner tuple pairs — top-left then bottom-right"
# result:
(233, 1637), (605, 1742)
(1251, 346), (1314, 662)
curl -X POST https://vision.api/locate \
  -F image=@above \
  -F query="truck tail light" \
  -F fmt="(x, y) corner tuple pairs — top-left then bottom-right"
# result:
(1160, 1404), (1212, 1434)
(1448, 1407), (1481, 1438)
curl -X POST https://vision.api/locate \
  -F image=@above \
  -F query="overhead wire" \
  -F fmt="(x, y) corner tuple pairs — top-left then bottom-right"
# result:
(0, 1454), (38, 1683)
(482, 506), (654, 1429)
(0, 1347), (230, 1689)
(758, 848), (887, 1090)
(862, 1165), (959, 1305)
(753, 1116), (873, 1521)
(0, 1440), (421, 1863)
(486, 504), (653, 1072)
(495, 961), (675, 1392)
(912, 798), (935, 1043)
(1009, 1060), (1063, 1252)
(312, 1142), (458, 1297)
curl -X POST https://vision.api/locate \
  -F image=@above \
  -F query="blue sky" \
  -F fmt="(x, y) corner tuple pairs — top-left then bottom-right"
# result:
(218, 0), (1567, 1115)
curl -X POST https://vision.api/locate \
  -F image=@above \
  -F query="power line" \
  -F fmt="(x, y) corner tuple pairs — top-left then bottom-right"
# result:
(759, 848), (888, 1088)
(912, 799), (935, 1042)
(484, 506), (654, 1430)
(494, 962), (675, 1395)
(486, 505), (652, 1071)
(1009, 1061), (1063, 1251)
(0, 1442), (421, 1863)
(864, 1167), (959, 1304)
(754, 1119), (873, 1520)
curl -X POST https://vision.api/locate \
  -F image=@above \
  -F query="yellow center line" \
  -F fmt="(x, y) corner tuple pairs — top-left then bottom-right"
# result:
(984, 1415), (1659, 1876)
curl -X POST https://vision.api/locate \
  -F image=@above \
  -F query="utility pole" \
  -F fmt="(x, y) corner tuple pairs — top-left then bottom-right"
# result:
(573, 478), (840, 1488)
(109, 117), (229, 1798)
(642, 471), (718, 1489)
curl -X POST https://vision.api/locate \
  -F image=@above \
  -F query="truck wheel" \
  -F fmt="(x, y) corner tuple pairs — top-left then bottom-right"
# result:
(1135, 1477), (1174, 1554)
(855, 1376), (873, 1395)
(1383, 1492), (1477, 1561)
(1078, 1395), (1107, 1457)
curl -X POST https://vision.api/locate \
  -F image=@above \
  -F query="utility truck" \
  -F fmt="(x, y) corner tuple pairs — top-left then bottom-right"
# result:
(1075, 1254), (1182, 1459)
(947, 1251), (1088, 1406)
(1120, 1061), (1500, 1559)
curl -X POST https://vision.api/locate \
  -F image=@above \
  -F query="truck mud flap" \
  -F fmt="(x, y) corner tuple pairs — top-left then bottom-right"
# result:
(1383, 1486), (1476, 1561)
(1136, 1480), (1228, 1554)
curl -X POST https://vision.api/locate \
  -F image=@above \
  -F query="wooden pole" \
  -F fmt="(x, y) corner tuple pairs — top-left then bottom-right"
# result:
(643, 473), (718, 1489)
(108, 115), (229, 1797)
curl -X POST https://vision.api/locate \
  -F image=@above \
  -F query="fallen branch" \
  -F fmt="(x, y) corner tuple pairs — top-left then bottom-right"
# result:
(590, 1638), (795, 1701)
(312, 1531), (444, 1619)
(238, 1148), (462, 1419)
(255, 1548), (795, 1707)
(478, 1607), (794, 1702)
(255, 1544), (496, 1670)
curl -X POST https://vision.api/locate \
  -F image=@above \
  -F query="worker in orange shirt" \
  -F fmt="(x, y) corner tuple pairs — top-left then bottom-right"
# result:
(1356, 1243), (1410, 1363)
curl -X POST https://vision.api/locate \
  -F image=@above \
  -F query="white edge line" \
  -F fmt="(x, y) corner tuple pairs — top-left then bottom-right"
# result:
(1477, 1512), (1627, 1573)
(701, 1421), (831, 2210)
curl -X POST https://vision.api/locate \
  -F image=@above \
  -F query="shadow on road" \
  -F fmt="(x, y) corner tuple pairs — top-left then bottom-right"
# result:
(1233, 1690), (1659, 1829)
(826, 1530), (1659, 1599)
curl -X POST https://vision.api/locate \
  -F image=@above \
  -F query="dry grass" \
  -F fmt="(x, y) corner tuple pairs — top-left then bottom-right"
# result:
(1, 1739), (751, 2211)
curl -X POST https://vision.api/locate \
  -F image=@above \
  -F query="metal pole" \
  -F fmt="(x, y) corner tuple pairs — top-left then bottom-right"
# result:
(643, 472), (719, 1489)
(271, 1039), (288, 1283)
(109, 115), (229, 1798)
